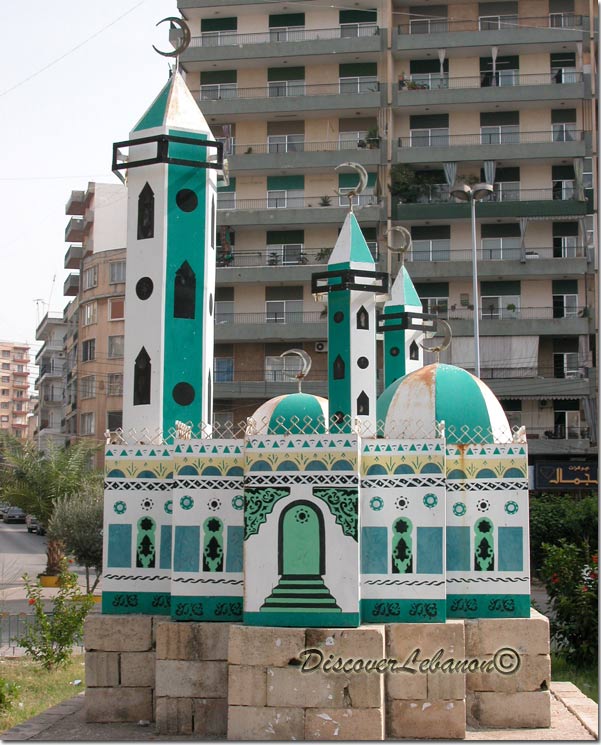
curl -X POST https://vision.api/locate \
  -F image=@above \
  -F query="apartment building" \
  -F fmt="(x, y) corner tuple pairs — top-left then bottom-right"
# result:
(0, 341), (31, 441)
(176, 0), (598, 487)
(34, 316), (67, 449)
(63, 182), (127, 467)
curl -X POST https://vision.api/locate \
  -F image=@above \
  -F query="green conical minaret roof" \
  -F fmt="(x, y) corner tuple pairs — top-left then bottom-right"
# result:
(328, 211), (375, 266)
(132, 70), (211, 134)
(388, 265), (421, 308)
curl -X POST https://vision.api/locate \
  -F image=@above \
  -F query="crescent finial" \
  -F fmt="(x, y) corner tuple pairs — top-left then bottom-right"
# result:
(153, 17), (191, 66)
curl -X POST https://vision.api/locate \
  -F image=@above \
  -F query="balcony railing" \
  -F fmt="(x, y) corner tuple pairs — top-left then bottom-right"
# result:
(190, 25), (380, 47)
(229, 139), (380, 155)
(398, 186), (582, 205)
(398, 71), (583, 91)
(215, 311), (325, 325)
(526, 425), (591, 441)
(399, 245), (588, 262)
(398, 130), (584, 148)
(427, 305), (588, 321)
(217, 195), (380, 211)
(398, 14), (585, 34)
(217, 245), (379, 268)
(192, 80), (380, 102)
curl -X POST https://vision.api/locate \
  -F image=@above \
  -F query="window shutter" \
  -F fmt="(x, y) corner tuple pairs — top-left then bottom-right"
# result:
(415, 282), (449, 297)
(267, 67), (305, 81)
(339, 62), (378, 77)
(339, 9), (377, 23)
(269, 13), (305, 26)
(267, 230), (305, 244)
(267, 175), (305, 190)
(201, 70), (237, 84)
(481, 223), (521, 238)
(480, 111), (519, 126)
(201, 17), (237, 31)
(412, 225), (451, 240)
(552, 279), (578, 294)
(481, 281), (520, 295)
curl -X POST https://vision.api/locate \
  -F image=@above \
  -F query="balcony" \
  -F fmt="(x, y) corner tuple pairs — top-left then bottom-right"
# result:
(393, 187), (588, 221)
(191, 81), (382, 118)
(394, 15), (588, 55)
(429, 305), (591, 336)
(392, 73), (586, 112)
(64, 217), (85, 243)
(63, 273), (80, 297)
(395, 130), (586, 164)
(65, 190), (85, 216)
(35, 312), (65, 341)
(525, 425), (595, 456)
(64, 244), (84, 270)
(227, 139), (382, 173)
(181, 26), (383, 70)
(217, 195), (382, 228)
(214, 311), (326, 342)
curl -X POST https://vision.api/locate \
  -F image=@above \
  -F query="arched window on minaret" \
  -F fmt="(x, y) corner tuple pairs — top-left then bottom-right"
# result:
(392, 516), (413, 573)
(203, 517), (224, 572)
(136, 516), (156, 568)
(410, 341), (419, 360)
(474, 517), (494, 571)
(137, 183), (155, 240)
(333, 354), (345, 380)
(133, 347), (151, 406)
(174, 261), (196, 319)
(357, 305), (369, 330)
(357, 391), (370, 415)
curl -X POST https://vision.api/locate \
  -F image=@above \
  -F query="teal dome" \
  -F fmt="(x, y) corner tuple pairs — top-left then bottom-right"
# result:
(250, 393), (329, 435)
(377, 363), (511, 444)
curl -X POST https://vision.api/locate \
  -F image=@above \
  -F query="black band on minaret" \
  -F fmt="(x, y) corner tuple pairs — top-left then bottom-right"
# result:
(377, 310), (438, 333)
(112, 134), (224, 173)
(311, 269), (389, 295)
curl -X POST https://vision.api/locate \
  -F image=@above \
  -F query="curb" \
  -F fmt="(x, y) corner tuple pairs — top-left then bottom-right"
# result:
(551, 682), (599, 739)
(1, 693), (84, 741)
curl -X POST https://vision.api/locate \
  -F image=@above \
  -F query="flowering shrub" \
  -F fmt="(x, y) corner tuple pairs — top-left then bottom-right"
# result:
(540, 540), (598, 664)
(0, 677), (18, 712)
(18, 560), (94, 670)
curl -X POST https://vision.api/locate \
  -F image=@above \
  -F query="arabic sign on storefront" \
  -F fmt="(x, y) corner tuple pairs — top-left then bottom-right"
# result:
(535, 462), (598, 490)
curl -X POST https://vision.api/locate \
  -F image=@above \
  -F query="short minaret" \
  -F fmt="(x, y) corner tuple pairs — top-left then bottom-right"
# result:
(114, 71), (222, 437)
(312, 213), (387, 433)
(378, 266), (426, 388)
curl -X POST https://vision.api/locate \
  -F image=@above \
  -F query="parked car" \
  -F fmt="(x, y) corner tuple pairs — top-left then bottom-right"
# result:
(26, 514), (45, 535)
(3, 506), (26, 523)
(0, 502), (9, 519)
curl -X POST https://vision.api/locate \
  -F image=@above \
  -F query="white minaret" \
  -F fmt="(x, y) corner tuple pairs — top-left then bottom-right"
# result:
(115, 71), (221, 438)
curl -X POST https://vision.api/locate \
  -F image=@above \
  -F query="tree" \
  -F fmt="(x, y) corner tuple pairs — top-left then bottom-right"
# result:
(48, 483), (103, 594)
(0, 438), (101, 575)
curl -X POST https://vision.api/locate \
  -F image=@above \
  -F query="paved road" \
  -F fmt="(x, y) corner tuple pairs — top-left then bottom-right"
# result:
(0, 521), (48, 592)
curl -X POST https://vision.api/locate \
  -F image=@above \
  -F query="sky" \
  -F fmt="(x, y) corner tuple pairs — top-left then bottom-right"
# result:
(0, 0), (178, 359)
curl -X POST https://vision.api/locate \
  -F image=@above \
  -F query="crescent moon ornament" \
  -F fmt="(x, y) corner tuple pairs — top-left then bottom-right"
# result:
(335, 162), (368, 212)
(418, 319), (452, 363)
(384, 225), (412, 267)
(279, 349), (312, 392)
(152, 17), (191, 59)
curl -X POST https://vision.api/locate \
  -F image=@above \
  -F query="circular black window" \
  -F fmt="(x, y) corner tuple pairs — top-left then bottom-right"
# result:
(390, 347), (400, 357)
(172, 382), (195, 406)
(333, 311), (344, 323)
(176, 189), (198, 212)
(357, 356), (369, 369)
(136, 277), (154, 300)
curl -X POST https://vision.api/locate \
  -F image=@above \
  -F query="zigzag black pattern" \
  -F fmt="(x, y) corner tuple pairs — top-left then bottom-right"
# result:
(244, 473), (358, 487)
(363, 579), (445, 587)
(177, 478), (240, 490)
(104, 574), (171, 582)
(172, 577), (244, 585)
(446, 576), (528, 583)
(104, 481), (172, 491)
(362, 476), (443, 489)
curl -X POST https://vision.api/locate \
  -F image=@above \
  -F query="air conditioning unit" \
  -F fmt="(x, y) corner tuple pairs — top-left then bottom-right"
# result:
(315, 341), (328, 353)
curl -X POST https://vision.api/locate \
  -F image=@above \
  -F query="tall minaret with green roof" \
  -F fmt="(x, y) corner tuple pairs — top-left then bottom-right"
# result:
(114, 71), (223, 437)
(312, 212), (387, 433)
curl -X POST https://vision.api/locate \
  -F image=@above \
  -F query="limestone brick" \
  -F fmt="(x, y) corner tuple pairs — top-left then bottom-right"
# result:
(266, 666), (383, 709)
(467, 653), (550, 693)
(155, 697), (193, 735)
(155, 621), (230, 661)
(305, 707), (384, 740)
(467, 690), (551, 728)
(228, 705), (305, 740)
(84, 615), (152, 652)
(228, 665), (267, 706)
(228, 625), (306, 667)
(193, 698), (228, 737)
(120, 651), (156, 687)
(155, 660), (227, 698)
(464, 610), (550, 657)
(387, 699), (466, 739)
(386, 620), (465, 661)
(85, 687), (153, 723)
(305, 626), (385, 661)
(85, 652), (119, 688)
(427, 670), (466, 700)
(386, 671), (427, 700)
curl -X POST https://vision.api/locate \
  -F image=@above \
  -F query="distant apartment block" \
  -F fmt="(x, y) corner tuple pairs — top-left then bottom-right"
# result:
(0, 341), (31, 441)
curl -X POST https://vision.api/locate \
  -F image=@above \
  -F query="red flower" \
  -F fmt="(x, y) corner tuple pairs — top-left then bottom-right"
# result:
(551, 573), (559, 584)
(592, 554), (598, 566)
(28, 598), (35, 605)
(591, 572), (598, 581)
(68, 559), (74, 564)
(582, 586), (588, 593)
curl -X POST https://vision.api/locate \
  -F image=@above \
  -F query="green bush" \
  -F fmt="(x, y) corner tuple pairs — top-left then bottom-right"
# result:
(529, 493), (598, 573)
(540, 541), (598, 664)
(0, 677), (18, 711)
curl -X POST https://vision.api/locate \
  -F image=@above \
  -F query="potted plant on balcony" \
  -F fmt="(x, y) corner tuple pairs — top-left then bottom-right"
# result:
(366, 126), (380, 149)
(319, 195), (332, 207)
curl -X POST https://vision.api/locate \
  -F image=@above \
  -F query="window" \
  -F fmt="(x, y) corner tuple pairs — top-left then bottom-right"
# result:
(82, 339), (95, 362)
(583, 157), (593, 189)
(268, 79), (305, 97)
(1, 363), (9, 370)
(410, 128), (449, 147)
(80, 412), (95, 435)
(480, 125), (519, 145)
(553, 404), (581, 439)
(110, 261), (126, 284)
(215, 357), (234, 382)
(108, 335), (124, 359)
(412, 239), (450, 261)
(267, 244), (304, 265)
(480, 295), (520, 319)
(478, 13), (517, 29)
(480, 237), (521, 261)
(408, 59), (448, 89)
(1, 351), (9, 358)
(267, 189), (304, 208)
(1, 416), (8, 423)
(80, 376), (96, 399)
(82, 266), (98, 290)
(108, 373), (123, 396)
(339, 130), (368, 148)
(265, 286), (303, 323)
(339, 75), (378, 94)
(0, 403), (7, 410)
(552, 293), (579, 318)
(82, 302), (97, 326)
(553, 222), (580, 258)
(421, 297), (449, 317)
(269, 25), (305, 41)
(551, 52), (578, 83)
(0, 387), (8, 394)
(109, 298), (125, 320)
(265, 354), (303, 382)
(480, 56), (519, 87)
(552, 122), (577, 142)
(215, 287), (234, 324)
(409, 15), (448, 33)
(340, 21), (378, 36)
(14, 402), (23, 411)
(201, 82), (238, 100)
(553, 352), (581, 379)
(107, 411), (123, 430)
(267, 134), (304, 153)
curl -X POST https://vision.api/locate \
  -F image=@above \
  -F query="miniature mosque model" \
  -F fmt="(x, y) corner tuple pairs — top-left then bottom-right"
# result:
(102, 69), (531, 628)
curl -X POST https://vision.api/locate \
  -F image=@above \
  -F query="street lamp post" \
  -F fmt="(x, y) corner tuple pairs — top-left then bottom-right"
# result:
(450, 182), (494, 378)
